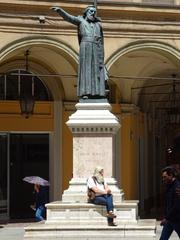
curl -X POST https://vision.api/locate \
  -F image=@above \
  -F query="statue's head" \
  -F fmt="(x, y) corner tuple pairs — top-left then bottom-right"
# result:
(83, 5), (96, 21)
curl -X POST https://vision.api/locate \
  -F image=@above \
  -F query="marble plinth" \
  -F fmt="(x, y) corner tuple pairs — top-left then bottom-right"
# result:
(45, 201), (139, 225)
(24, 102), (156, 239)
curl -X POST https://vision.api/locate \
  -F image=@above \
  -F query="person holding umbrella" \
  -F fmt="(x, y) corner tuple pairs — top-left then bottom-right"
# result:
(23, 176), (49, 221)
(34, 183), (48, 221)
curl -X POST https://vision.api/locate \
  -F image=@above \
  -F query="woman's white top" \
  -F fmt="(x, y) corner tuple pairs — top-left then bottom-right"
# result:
(87, 176), (107, 192)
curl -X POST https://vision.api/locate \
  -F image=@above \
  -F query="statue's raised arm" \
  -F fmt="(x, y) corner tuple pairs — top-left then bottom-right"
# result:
(51, 5), (108, 100)
(51, 7), (81, 25)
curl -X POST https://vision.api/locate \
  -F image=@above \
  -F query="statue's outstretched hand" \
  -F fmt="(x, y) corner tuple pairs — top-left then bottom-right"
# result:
(51, 7), (61, 12)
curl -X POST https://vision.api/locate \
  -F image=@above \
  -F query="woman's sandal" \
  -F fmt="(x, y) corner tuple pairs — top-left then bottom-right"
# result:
(108, 222), (118, 226)
(107, 212), (117, 218)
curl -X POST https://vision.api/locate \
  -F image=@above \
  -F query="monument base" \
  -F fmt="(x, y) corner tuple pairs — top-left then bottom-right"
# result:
(25, 200), (156, 239)
(24, 102), (156, 239)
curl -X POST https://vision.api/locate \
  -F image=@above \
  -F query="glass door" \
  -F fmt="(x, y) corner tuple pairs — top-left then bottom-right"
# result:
(0, 134), (9, 220)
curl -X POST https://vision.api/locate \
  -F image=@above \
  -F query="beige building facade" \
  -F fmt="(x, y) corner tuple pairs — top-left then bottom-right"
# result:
(0, 0), (180, 220)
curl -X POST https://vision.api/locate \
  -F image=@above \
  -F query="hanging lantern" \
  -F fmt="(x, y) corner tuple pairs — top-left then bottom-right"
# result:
(19, 49), (35, 118)
(20, 95), (35, 119)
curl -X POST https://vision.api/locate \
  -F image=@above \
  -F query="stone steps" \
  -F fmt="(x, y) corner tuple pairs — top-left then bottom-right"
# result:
(24, 219), (156, 239)
(24, 200), (156, 239)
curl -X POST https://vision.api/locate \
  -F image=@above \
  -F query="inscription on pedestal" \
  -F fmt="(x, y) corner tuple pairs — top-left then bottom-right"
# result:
(73, 134), (113, 178)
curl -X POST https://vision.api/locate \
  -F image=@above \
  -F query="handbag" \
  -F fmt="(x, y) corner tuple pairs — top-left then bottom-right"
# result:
(87, 188), (96, 202)
(87, 176), (96, 203)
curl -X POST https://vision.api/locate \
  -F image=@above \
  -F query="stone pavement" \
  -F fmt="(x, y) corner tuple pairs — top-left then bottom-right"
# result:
(0, 221), (179, 240)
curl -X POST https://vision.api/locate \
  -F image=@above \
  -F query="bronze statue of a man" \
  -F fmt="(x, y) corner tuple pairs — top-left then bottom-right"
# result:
(51, 5), (108, 100)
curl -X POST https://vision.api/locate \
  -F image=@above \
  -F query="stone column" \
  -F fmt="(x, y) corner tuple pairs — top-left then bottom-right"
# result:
(62, 101), (124, 203)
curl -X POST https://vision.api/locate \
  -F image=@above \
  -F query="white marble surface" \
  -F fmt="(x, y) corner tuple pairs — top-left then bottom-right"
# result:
(66, 102), (120, 132)
(73, 134), (113, 178)
(45, 201), (139, 224)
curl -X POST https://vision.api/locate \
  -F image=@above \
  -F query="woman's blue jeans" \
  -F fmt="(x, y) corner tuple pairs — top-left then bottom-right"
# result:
(93, 194), (114, 223)
(35, 205), (45, 221)
(160, 221), (180, 240)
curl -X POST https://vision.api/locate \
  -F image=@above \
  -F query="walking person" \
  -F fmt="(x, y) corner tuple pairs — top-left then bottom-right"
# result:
(34, 184), (48, 221)
(87, 166), (117, 226)
(23, 176), (49, 222)
(159, 166), (180, 240)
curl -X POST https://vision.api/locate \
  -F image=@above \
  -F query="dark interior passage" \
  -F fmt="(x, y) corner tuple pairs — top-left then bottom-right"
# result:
(9, 134), (49, 219)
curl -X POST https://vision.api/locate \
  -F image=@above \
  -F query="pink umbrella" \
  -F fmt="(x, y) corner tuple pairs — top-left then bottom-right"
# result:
(23, 176), (49, 186)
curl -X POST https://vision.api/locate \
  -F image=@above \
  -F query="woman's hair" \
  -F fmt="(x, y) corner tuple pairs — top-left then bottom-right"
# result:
(94, 166), (103, 175)
(93, 166), (104, 183)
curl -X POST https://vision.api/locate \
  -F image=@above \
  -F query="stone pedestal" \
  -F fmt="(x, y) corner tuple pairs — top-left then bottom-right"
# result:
(63, 101), (124, 203)
(67, 101), (120, 177)
(24, 101), (156, 239)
